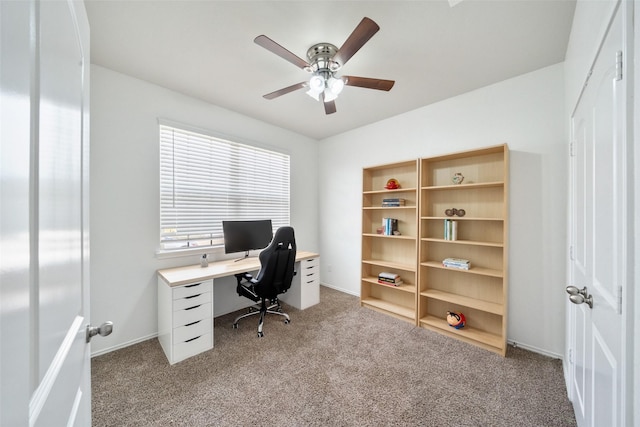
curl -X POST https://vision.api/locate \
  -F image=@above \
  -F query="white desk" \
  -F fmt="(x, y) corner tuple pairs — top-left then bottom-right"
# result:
(157, 251), (319, 364)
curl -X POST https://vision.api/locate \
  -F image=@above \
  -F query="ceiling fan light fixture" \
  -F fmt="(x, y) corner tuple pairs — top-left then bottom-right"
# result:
(323, 89), (338, 102)
(327, 76), (344, 95)
(305, 89), (321, 101)
(309, 74), (325, 92)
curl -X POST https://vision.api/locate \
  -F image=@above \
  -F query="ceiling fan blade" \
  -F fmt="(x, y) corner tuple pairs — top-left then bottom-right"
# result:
(254, 35), (310, 70)
(343, 76), (395, 91)
(321, 92), (337, 114)
(263, 82), (308, 100)
(332, 17), (380, 67)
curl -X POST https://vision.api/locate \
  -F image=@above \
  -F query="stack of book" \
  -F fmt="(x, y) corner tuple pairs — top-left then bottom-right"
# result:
(442, 257), (470, 270)
(378, 272), (403, 286)
(381, 218), (398, 235)
(382, 198), (406, 207)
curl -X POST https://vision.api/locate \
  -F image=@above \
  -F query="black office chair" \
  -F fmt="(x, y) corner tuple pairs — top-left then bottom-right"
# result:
(232, 226), (297, 337)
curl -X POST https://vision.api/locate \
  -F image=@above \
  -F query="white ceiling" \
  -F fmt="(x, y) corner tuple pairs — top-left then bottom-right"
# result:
(85, 0), (576, 140)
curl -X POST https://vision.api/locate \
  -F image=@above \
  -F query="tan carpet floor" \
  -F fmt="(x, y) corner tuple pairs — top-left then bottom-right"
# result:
(92, 286), (577, 426)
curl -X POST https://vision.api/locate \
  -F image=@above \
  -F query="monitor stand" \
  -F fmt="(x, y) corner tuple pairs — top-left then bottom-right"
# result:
(233, 251), (250, 262)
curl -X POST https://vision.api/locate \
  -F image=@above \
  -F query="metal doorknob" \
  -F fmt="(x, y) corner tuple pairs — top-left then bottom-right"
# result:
(566, 285), (587, 296)
(86, 321), (113, 343)
(566, 286), (593, 309)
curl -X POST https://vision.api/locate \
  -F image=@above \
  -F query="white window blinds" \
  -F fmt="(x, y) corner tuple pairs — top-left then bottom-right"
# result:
(159, 124), (290, 250)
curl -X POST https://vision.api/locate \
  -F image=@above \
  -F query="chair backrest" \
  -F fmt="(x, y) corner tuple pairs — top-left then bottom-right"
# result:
(253, 226), (297, 299)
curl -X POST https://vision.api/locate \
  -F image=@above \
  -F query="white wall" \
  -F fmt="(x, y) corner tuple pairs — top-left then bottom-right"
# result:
(90, 65), (319, 355)
(318, 63), (567, 356)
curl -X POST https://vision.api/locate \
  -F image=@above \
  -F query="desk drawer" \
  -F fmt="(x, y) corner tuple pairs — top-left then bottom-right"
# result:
(173, 280), (213, 299)
(174, 318), (211, 343)
(173, 332), (213, 363)
(173, 291), (211, 311)
(173, 302), (212, 328)
(302, 258), (319, 269)
(303, 267), (318, 277)
(304, 276), (319, 286)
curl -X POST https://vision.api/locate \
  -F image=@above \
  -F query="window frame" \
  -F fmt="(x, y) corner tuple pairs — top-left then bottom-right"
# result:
(157, 120), (291, 258)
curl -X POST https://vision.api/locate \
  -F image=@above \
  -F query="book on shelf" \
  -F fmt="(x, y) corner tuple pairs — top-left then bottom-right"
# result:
(377, 272), (403, 286)
(381, 198), (406, 207)
(442, 257), (470, 270)
(382, 218), (398, 235)
(378, 279), (403, 286)
(443, 219), (458, 241)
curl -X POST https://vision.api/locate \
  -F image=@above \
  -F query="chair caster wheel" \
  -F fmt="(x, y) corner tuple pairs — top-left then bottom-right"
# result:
(233, 323), (238, 329)
(284, 319), (290, 324)
(258, 332), (264, 338)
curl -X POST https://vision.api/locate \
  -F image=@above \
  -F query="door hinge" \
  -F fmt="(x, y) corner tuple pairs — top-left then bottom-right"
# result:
(615, 51), (623, 81)
(570, 141), (576, 157)
(569, 245), (575, 260)
(569, 348), (573, 364)
(617, 286), (623, 314)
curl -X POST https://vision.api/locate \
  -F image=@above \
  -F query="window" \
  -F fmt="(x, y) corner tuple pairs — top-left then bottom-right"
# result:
(159, 123), (290, 251)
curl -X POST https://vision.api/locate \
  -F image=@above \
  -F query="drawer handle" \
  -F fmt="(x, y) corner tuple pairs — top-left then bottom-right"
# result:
(185, 320), (201, 327)
(185, 293), (202, 299)
(184, 335), (201, 343)
(185, 304), (201, 310)
(185, 282), (202, 288)
(306, 280), (314, 284)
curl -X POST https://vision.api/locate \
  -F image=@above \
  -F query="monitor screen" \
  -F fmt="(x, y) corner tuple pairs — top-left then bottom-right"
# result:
(222, 219), (273, 255)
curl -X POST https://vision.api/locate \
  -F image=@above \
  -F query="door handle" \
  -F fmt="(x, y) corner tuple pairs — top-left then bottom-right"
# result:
(566, 286), (593, 309)
(86, 321), (113, 343)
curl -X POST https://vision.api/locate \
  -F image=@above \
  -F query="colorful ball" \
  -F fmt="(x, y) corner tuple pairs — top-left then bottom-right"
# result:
(446, 311), (466, 329)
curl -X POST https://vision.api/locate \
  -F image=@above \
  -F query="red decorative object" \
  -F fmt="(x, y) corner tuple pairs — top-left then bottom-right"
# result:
(385, 178), (400, 190)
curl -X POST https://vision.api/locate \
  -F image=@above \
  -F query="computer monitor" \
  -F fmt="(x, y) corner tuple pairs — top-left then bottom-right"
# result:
(222, 219), (273, 259)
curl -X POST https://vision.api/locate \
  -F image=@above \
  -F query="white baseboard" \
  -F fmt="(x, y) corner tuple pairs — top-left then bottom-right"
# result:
(507, 339), (564, 361)
(91, 333), (157, 358)
(320, 282), (359, 297)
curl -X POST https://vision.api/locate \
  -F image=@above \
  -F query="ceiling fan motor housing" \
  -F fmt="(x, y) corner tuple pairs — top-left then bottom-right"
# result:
(306, 43), (341, 73)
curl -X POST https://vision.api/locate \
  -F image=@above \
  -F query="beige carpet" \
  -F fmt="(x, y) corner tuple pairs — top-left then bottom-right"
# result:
(92, 286), (577, 426)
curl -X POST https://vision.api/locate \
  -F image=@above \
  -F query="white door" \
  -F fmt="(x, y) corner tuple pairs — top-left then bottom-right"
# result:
(0, 1), (102, 425)
(568, 2), (629, 426)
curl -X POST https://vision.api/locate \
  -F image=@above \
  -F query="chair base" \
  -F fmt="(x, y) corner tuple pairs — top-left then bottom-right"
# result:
(233, 299), (290, 337)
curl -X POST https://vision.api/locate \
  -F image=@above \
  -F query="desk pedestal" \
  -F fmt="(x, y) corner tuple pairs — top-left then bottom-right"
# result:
(280, 256), (320, 309)
(157, 279), (214, 365)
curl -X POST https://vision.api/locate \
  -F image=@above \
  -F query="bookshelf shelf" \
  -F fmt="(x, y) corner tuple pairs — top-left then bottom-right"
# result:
(419, 315), (503, 352)
(363, 233), (416, 240)
(363, 206), (416, 210)
(362, 277), (416, 294)
(420, 261), (503, 278)
(363, 187), (417, 195)
(362, 259), (416, 272)
(420, 289), (503, 315)
(362, 297), (415, 321)
(420, 237), (504, 248)
(421, 181), (504, 191)
(419, 144), (509, 356)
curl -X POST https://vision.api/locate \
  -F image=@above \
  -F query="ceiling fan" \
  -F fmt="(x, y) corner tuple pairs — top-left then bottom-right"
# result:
(254, 17), (395, 115)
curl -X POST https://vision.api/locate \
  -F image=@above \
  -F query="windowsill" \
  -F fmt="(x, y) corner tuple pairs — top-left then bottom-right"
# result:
(155, 246), (264, 262)
(155, 245), (224, 260)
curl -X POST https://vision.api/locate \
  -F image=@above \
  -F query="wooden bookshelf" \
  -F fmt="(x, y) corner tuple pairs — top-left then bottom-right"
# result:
(419, 144), (509, 356)
(361, 160), (419, 324)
